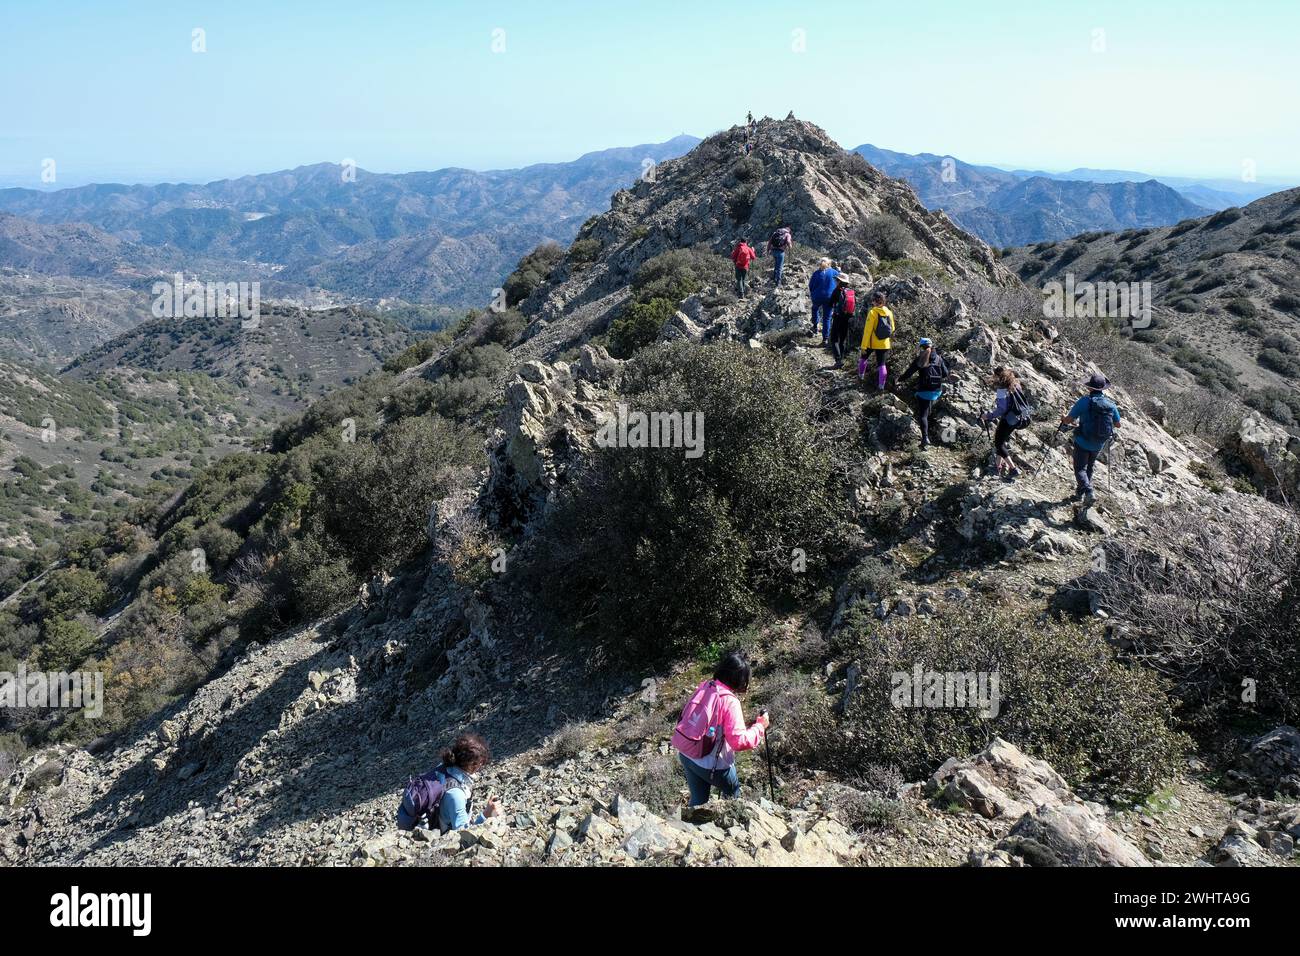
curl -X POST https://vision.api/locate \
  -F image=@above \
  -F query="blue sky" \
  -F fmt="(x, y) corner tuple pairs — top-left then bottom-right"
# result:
(2, 0), (1296, 186)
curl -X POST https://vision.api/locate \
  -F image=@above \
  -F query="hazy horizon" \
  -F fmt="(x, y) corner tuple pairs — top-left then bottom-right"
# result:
(4, 0), (1299, 189)
(3, 133), (1297, 193)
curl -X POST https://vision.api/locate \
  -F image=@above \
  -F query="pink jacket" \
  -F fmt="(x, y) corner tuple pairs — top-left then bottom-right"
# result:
(678, 679), (766, 770)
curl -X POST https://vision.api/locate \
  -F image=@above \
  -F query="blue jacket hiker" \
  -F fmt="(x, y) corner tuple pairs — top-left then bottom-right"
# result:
(1060, 372), (1121, 503)
(395, 733), (502, 832)
(808, 258), (841, 342)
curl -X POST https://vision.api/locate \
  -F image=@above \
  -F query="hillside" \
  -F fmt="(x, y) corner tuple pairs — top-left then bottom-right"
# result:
(0, 359), (264, 581)
(855, 145), (1208, 247)
(1003, 187), (1300, 431)
(65, 305), (418, 411)
(0, 272), (155, 366)
(0, 212), (164, 279)
(3, 118), (1298, 870)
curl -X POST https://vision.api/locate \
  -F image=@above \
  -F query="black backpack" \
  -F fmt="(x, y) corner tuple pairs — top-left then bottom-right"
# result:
(874, 309), (893, 340)
(1006, 387), (1032, 430)
(919, 353), (948, 390)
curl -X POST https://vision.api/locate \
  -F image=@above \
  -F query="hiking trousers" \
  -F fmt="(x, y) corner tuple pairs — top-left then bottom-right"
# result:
(863, 348), (890, 390)
(679, 753), (741, 806)
(914, 397), (935, 444)
(811, 300), (835, 339)
(771, 250), (785, 286)
(829, 315), (850, 363)
(994, 419), (1015, 462)
(734, 265), (749, 296)
(1073, 443), (1099, 493)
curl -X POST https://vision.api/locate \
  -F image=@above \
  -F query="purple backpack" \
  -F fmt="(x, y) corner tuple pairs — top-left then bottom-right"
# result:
(397, 766), (468, 830)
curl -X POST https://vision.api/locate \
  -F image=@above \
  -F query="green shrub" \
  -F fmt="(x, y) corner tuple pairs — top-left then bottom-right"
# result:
(503, 241), (565, 307)
(39, 617), (97, 670)
(533, 342), (843, 659)
(568, 237), (602, 264)
(311, 416), (479, 578)
(608, 298), (674, 358)
(1204, 207), (1243, 229)
(280, 531), (358, 621)
(1226, 297), (1257, 318)
(630, 248), (725, 304)
(729, 156), (764, 184)
(855, 214), (913, 259)
(1258, 348), (1300, 378)
(727, 183), (759, 223)
(383, 336), (443, 374)
(1272, 292), (1300, 315)
(812, 608), (1187, 798)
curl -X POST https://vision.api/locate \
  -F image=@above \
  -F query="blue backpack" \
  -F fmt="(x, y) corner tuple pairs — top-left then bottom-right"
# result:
(1082, 394), (1116, 444)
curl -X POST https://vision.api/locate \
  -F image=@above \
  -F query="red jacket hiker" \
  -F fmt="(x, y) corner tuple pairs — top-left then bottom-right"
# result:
(731, 242), (758, 270)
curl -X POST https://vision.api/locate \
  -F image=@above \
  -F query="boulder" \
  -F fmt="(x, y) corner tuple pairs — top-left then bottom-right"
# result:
(1233, 414), (1300, 492)
(928, 738), (1071, 819)
(1236, 726), (1300, 797)
(994, 803), (1150, 867)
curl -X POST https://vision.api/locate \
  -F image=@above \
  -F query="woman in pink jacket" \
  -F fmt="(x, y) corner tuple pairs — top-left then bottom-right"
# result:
(670, 650), (771, 806)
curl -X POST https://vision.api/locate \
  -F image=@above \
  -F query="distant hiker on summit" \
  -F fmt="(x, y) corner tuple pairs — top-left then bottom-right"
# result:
(897, 337), (949, 449)
(395, 733), (502, 832)
(982, 366), (1031, 480)
(767, 225), (793, 287)
(1060, 372), (1121, 505)
(671, 650), (770, 806)
(809, 258), (841, 345)
(731, 238), (759, 296)
(859, 291), (896, 391)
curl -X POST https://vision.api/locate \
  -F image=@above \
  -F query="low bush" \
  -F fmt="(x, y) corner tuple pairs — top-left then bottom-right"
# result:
(531, 342), (844, 659)
(810, 607), (1187, 798)
(855, 214), (913, 259)
(609, 297), (674, 358)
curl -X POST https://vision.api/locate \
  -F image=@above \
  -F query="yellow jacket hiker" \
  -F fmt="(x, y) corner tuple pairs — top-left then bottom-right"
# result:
(861, 304), (897, 351)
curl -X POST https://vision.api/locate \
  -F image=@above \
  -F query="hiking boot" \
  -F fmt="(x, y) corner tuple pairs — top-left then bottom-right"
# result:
(1083, 490), (1096, 507)
(1005, 467), (1021, 480)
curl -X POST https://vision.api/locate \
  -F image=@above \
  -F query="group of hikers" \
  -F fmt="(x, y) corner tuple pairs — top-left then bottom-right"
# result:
(397, 378), (1121, 828)
(391, 230), (1128, 833)
(396, 651), (770, 833)
(732, 230), (1123, 500)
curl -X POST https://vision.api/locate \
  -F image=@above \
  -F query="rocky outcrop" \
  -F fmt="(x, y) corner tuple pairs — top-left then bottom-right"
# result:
(510, 117), (1017, 364)
(1232, 414), (1300, 493)
(985, 802), (1152, 867)
(483, 346), (621, 530)
(1206, 795), (1300, 866)
(1232, 726), (1300, 797)
(932, 739), (1149, 867)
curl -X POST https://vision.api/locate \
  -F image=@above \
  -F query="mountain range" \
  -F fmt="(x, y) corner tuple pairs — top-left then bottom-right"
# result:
(855, 143), (1300, 246)
(0, 136), (701, 310)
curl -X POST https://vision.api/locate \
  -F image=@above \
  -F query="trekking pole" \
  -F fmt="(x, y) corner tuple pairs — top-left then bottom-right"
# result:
(759, 709), (776, 802)
(1104, 435), (1119, 493)
(1031, 423), (1069, 478)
